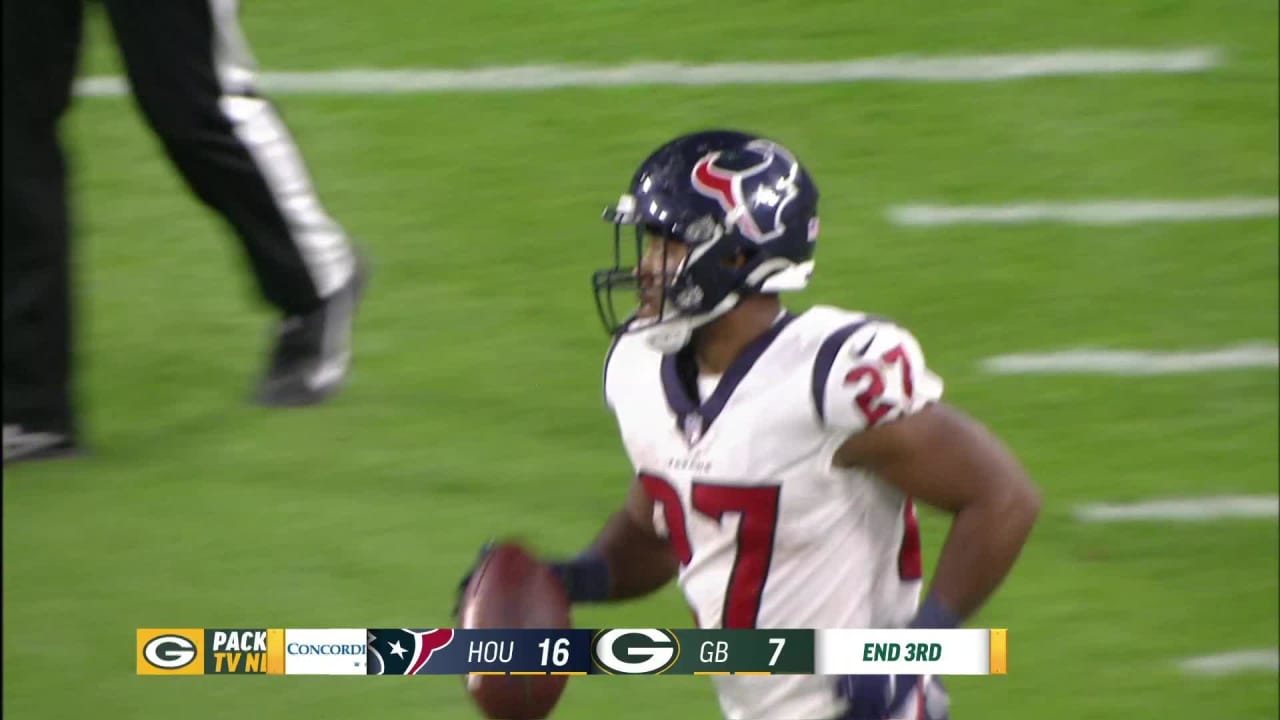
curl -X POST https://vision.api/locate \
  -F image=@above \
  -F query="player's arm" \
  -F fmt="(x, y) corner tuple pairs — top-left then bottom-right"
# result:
(558, 337), (681, 603)
(835, 403), (1040, 624)
(551, 476), (679, 603)
(817, 321), (1040, 626)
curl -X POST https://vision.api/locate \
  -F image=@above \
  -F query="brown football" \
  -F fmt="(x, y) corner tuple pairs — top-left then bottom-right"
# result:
(459, 541), (572, 720)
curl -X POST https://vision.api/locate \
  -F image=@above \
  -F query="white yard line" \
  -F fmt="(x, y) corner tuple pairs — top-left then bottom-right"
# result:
(889, 197), (1279, 227)
(73, 47), (1221, 97)
(982, 345), (1279, 375)
(1180, 650), (1280, 676)
(1075, 496), (1279, 523)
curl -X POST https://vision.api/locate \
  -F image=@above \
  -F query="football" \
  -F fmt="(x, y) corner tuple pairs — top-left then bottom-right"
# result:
(459, 541), (572, 719)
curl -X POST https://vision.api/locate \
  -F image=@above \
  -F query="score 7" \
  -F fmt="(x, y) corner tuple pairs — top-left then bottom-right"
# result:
(768, 637), (786, 666)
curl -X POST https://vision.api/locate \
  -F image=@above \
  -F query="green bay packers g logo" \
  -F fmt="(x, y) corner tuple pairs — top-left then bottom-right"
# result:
(592, 629), (680, 674)
(143, 634), (197, 670)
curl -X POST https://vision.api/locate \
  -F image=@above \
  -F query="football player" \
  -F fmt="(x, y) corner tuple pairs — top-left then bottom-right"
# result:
(460, 130), (1041, 720)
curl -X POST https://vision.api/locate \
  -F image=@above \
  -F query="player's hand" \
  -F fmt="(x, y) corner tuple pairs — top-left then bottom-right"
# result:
(453, 540), (609, 616)
(837, 674), (950, 720)
(453, 540), (495, 619)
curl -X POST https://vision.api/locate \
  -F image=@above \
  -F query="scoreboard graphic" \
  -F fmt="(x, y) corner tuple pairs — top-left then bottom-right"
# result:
(138, 628), (1008, 676)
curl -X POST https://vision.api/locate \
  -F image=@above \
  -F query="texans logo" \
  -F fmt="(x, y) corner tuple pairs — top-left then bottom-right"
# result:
(367, 628), (454, 675)
(690, 139), (800, 244)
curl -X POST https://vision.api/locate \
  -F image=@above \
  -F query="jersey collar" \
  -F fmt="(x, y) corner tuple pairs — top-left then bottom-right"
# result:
(660, 312), (796, 444)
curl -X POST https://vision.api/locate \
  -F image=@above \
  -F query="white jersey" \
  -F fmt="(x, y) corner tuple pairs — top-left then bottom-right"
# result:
(604, 306), (944, 720)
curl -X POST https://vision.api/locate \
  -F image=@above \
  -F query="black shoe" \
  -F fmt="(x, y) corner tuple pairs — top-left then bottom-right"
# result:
(254, 260), (368, 408)
(3, 424), (80, 467)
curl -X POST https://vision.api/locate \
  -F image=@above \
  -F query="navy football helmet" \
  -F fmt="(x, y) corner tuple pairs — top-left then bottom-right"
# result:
(593, 129), (820, 352)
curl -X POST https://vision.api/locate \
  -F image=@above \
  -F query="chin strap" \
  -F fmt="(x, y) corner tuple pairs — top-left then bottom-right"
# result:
(636, 292), (742, 353)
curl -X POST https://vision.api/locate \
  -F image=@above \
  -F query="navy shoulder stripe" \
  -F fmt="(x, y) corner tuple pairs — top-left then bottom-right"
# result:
(810, 319), (872, 423)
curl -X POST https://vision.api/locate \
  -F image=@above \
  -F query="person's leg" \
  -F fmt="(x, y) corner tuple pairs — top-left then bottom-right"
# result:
(3, 0), (85, 464)
(104, 0), (365, 406)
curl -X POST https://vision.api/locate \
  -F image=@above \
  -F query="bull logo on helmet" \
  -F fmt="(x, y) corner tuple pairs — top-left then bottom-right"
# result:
(689, 139), (800, 244)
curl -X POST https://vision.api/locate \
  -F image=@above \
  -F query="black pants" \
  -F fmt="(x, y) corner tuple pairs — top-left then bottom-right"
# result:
(3, 0), (354, 433)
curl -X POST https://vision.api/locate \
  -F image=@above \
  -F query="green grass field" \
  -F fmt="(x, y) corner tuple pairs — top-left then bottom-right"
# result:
(4, 1), (1277, 718)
